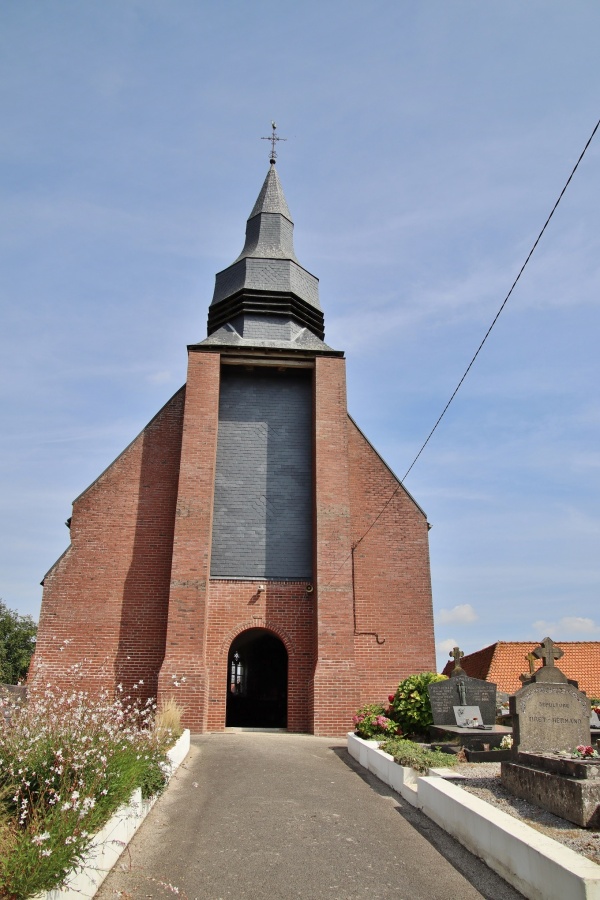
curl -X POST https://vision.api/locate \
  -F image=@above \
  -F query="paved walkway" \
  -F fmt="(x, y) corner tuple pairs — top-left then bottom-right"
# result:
(97, 733), (523, 900)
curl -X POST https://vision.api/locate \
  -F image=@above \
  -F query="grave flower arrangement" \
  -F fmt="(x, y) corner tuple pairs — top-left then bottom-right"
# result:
(352, 703), (402, 739)
(571, 744), (599, 759)
(353, 672), (448, 740)
(0, 681), (178, 900)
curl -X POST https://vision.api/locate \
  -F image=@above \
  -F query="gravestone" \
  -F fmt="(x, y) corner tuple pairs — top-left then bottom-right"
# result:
(428, 647), (510, 752)
(502, 637), (599, 827)
(428, 675), (497, 727)
(428, 646), (497, 727)
(509, 637), (590, 752)
(510, 680), (590, 752)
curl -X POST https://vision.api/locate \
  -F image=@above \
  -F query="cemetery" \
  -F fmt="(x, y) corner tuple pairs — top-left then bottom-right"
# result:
(349, 637), (600, 900)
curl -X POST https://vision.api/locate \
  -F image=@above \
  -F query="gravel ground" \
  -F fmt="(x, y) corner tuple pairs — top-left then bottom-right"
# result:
(450, 762), (600, 865)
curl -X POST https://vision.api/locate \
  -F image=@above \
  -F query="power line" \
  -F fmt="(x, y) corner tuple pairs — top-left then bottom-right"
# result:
(401, 116), (600, 483)
(327, 117), (600, 583)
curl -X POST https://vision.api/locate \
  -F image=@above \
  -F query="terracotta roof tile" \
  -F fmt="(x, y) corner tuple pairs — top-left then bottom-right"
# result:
(443, 641), (600, 697)
(442, 643), (496, 680)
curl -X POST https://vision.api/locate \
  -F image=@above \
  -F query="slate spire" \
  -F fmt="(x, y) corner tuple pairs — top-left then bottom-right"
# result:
(233, 164), (299, 265)
(249, 162), (293, 220)
(207, 162), (324, 340)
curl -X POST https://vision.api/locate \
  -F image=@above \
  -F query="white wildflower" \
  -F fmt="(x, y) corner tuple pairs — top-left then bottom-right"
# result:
(32, 832), (51, 845)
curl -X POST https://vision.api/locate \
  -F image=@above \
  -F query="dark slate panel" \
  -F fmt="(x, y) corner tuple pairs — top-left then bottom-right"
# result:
(210, 366), (313, 579)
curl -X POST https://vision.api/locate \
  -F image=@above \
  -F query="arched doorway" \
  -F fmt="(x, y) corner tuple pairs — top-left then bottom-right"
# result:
(226, 629), (288, 728)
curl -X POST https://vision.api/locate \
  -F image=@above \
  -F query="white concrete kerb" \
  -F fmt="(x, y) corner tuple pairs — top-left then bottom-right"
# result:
(347, 732), (600, 900)
(31, 729), (191, 900)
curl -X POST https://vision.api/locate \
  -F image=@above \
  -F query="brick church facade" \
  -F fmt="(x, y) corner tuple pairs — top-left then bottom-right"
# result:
(32, 160), (436, 735)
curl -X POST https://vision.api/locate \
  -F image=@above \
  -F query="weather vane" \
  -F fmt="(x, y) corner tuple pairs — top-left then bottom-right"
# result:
(261, 121), (286, 164)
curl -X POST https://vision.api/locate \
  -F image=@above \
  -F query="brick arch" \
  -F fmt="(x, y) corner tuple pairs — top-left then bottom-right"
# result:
(219, 620), (295, 658)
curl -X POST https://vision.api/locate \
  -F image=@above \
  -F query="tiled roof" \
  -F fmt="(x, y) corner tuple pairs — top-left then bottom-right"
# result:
(442, 641), (600, 698)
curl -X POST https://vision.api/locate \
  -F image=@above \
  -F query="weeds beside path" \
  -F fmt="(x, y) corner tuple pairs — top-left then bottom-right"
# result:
(0, 686), (179, 900)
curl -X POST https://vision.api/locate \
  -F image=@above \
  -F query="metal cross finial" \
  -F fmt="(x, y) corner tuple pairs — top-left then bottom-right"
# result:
(533, 636), (564, 668)
(261, 121), (287, 164)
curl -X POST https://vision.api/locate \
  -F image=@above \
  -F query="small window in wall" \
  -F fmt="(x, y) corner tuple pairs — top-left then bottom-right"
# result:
(229, 652), (247, 696)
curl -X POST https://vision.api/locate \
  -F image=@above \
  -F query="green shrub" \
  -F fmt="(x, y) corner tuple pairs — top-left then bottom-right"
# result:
(0, 683), (176, 900)
(352, 703), (401, 740)
(388, 672), (447, 735)
(380, 737), (458, 773)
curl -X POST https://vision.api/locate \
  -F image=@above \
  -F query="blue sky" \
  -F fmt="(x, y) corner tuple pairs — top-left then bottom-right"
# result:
(1, 1), (599, 672)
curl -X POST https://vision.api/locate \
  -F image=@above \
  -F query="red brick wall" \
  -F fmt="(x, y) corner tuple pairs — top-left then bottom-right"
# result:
(198, 579), (314, 733)
(32, 349), (435, 738)
(347, 419), (436, 706)
(311, 357), (359, 736)
(157, 351), (221, 731)
(32, 389), (185, 700)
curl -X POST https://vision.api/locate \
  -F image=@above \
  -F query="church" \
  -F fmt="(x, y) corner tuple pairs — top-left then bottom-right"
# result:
(32, 147), (436, 736)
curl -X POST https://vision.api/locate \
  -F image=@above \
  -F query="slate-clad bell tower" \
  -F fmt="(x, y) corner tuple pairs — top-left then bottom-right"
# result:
(33, 155), (436, 736)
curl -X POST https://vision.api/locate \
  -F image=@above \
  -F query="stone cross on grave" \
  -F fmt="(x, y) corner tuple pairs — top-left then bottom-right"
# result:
(519, 651), (538, 684)
(449, 646), (464, 675)
(533, 636), (564, 668)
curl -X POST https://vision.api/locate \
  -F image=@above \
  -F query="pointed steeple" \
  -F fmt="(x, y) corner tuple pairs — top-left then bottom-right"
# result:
(207, 163), (324, 341)
(249, 163), (293, 219)
(233, 165), (299, 265)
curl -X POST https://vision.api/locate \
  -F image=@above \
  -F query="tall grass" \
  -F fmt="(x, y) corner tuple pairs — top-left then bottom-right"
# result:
(0, 683), (177, 900)
(155, 697), (184, 740)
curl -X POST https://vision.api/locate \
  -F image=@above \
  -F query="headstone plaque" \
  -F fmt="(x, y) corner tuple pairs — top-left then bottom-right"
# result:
(428, 675), (497, 727)
(591, 708), (600, 729)
(453, 705), (482, 727)
(511, 681), (591, 753)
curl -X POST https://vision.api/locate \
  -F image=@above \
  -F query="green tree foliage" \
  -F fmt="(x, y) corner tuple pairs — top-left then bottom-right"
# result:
(0, 600), (37, 684)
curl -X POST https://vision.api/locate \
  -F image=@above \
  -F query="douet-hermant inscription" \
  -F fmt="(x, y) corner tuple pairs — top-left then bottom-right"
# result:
(511, 681), (591, 752)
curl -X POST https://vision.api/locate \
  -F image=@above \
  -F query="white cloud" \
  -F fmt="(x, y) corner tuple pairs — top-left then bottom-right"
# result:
(436, 638), (458, 656)
(438, 604), (478, 625)
(147, 370), (173, 385)
(532, 616), (600, 636)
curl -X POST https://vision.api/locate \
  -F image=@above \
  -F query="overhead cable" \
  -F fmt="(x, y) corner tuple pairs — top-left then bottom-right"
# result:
(331, 117), (600, 580)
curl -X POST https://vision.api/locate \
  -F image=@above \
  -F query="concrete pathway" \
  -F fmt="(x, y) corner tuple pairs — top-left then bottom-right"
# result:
(96, 733), (523, 900)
